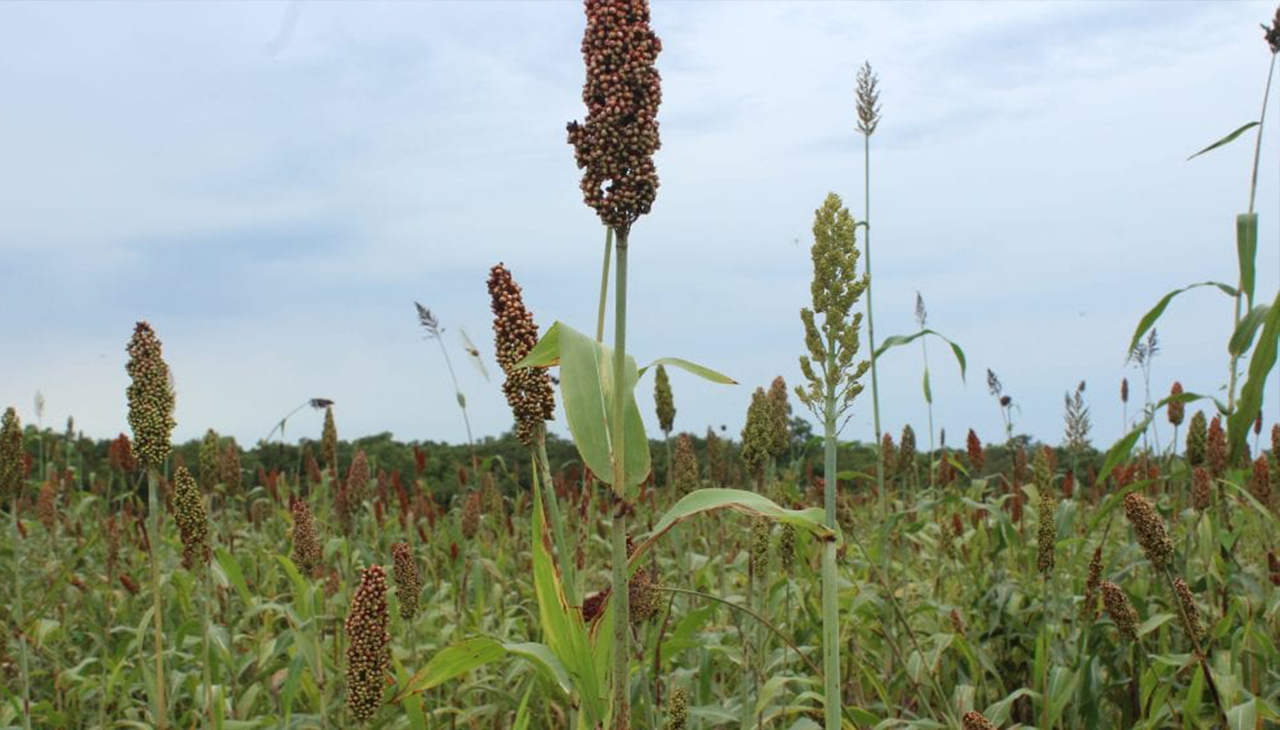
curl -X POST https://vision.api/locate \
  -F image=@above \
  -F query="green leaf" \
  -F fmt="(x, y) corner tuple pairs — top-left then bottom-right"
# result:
(638, 357), (737, 385)
(394, 638), (571, 701)
(1137, 613), (1176, 638)
(214, 547), (251, 606)
(1187, 121), (1259, 160)
(629, 488), (837, 574)
(1237, 213), (1258, 307)
(1228, 288), (1280, 466)
(518, 321), (650, 492)
(1227, 699), (1256, 730)
(1228, 304), (1270, 357)
(1128, 282), (1238, 356)
(873, 328), (967, 381)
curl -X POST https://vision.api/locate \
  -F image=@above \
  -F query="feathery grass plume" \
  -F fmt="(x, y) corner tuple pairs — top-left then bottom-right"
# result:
(198, 429), (220, 491)
(1063, 381), (1092, 455)
(1, 408), (24, 498)
(740, 387), (772, 487)
(1082, 546), (1104, 619)
(1250, 455), (1272, 506)
(321, 405), (338, 474)
(1123, 492), (1174, 570)
(766, 376), (792, 462)
(962, 711), (997, 730)
(290, 498), (323, 577)
(172, 466), (210, 569)
(345, 564), (390, 723)
(778, 523), (796, 572)
(460, 490), (481, 539)
(855, 61), (881, 134)
(666, 686), (688, 730)
(346, 450), (370, 506)
(487, 263), (557, 446)
(1101, 581), (1138, 641)
(1206, 415), (1227, 477)
(1187, 411), (1207, 467)
(1267, 6), (1280, 51)
(705, 427), (724, 486)
(391, 541), (422, 621)
(966, 428), (985, 473)
(36, 479), (57, 533)
(566, 0), (663, 234)
(125, 322), (176, 468)
(1192, 467), (1212, 512)
(898, 424), (916, 476)
(1036, 483), (1056, 575)
(750, 516), (770, 576)
(672, 433), (699, 493)
(1172, 576), (1203, 642)
(220, 438), (241, 496)
(654, 364), (675, 435)
(1168, 382), (1185, 426)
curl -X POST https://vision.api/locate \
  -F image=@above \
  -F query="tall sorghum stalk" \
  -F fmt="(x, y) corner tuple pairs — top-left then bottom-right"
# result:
(487, 263), (575, 603)
(414, 304), (480, 476)
(566, 0), (662, 724)
(2, 407), (32, 730)
(915, 293), (936, 487)
(173, 466), (214, 727)
(856, 62), (885, 515)
(796, 193), (871, 730)
(126, 322), (176, 730)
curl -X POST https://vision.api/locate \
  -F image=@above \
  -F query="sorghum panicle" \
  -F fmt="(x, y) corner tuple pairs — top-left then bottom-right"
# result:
(108, 433), (136, 476)
(173, 466), (210, 569)
(345, 565), (391, 722)
(1173, 576), (1203, 642)
(740, 387), (772, 483)
(0, 407), (24, 498)
(672, 433), (699, 493)
(290, 498), (323, 578)
(392, 541), (422, 621)
(778, 523), (796, 572)
(962, 711), (997, 730)
(667, 686), (688, 730)
(36, 479), (58, 533)
(1101, 581), (1139, 642)
(125, 321), (176, 468)
(898, 425), (917, 476)
(949, 608), (966, 636)
(1186, 411), (1207, 467)
(1192, 467), (1212, 512)
(566, 0), (663, 234)
(881, 433), (897, 481)
(766, 376), (792, 461)
(750, 516), (770, 577)
(1036, 485), (1056, 575)
(1250, 455), (1272, 506)
(654, 364), (675, 434)
(855, 61), (881, 136)
(487, 263), (557, 446)
(220, 439), (242, 496)
(1167, 381), (1185, 426)
(1206, 416), (1227, 477)
(461, 490), (481, 539)
(966, 429), (984, 473)
(1082, 546), (1104, 619)
(1123, 492), (1174, 570)
(346, 450), (370, 506)
(321, 405), (339, 474)
(199, 429), (220, 491)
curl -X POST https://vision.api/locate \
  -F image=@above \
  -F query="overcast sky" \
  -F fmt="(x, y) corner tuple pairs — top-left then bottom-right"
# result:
(2, 1), (1278, 454)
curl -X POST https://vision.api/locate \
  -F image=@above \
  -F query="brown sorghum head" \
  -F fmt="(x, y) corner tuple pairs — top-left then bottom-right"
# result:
(1082, 546), (1104, 620)
(321, 405), (339, 474)
(1123, 492), (1174, 571)
(672, 432), (699, 493)
(966, 429), (984, 473)
(1172, 576), (1203, 642)
(949, 608), (966, 636)
(461, 490), (481, 539)
(1121, 378), (1129, 405)
(346, 450), (370, 506)
(172, 466), (210, 570)
(1206, 416), (1227, 477)
(125, 322), (176, 468)
(667, 686), (688, 730)
(566, 0), (663, 234)
(391, 541), (422, 621)
(898, 425), (917, 475)
(107, 433), (136, 476)
(881, 432), (897, 480)
(345, 565), (390, 722)
(36, 478), (58, 533)
(1101, 581), (1138, 641)
(1251, 455), (1272, 506)
(1, 408), (25, 498)
(654, 364), (675, 434)
(290, 498), (323, 578)
(1167, 382), (1185, 426)
(220, 439), (242, 496)
(962, 711), (997, 730)
(1266, 6), (1280, 52)
(1192, 467), (1212, 512)
(488, 263), (556, 446)
(1187, 411), (1207, 467)
(1036, 485), (1057, 575)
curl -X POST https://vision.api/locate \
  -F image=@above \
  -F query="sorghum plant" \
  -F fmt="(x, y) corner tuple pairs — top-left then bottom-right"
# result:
(345, 565), (390, 723)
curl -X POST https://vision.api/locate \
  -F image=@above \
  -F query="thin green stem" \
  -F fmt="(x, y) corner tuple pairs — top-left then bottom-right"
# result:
(12, 504), (32, 730)
(821, 381), (840, 730)
(596, 226), (614, 343)
(535, 425), (577, 606)
(863, 132), (885, 516)
(202, 564), (215, 730)
(610, 228), (632, 730)
(147, 469), (168, 730)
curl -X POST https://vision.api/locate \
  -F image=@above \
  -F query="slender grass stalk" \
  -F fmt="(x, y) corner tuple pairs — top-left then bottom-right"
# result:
(535, 425), (578, 605)
(202, 564), (215, 729)
(12, 505), (32, 730)
(146, 469), (167, 730)
(820, 391), (840, 730)
(610, 230), (632, 729)
(597, 226), (614, 343)
(861, 93), (885, 518)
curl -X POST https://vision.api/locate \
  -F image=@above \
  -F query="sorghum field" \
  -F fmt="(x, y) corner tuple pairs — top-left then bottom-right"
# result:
(3, 3), (1280, 730)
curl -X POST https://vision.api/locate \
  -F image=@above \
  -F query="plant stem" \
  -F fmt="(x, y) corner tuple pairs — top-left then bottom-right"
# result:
(863, 132), (885, 517)
(433, 336), (479, 478)
(821, 381), (841, 730)
(12, 503), (32, 730)
(202, 564), (215, 730)
(596, 226), (614, 343)
(610, 228), (632, 730)
(147, 469), (168, 730)
(535, 425), (578, 606)
(1162, 567), (1228, 727)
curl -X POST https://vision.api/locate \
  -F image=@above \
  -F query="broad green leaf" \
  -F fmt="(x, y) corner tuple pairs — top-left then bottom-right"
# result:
(215, 547), (252, 606)
(1228, 288), (1280, 465)
(1237, 213), (1258, 307)
(1137, 613), (1176, 638)
(1128, 281), (1238, 356)
(1228, 304), (1269, 357)
(873, 328), (967, 381)
(638, 357), (737, 384)
(514, 321), (562, 369)
(629, 488), (837, 573)
(1187, 121), (1259, 160)
(1227, 699), (1256, 730)
(394, 638), (571, 701)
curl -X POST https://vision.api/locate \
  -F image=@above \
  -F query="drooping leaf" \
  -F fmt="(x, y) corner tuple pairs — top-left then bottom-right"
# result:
(1128, 282), (1238, 356)
(1237, 213), (1258, 307)
(638, 357), (737, 384)
(1187, 121), (1259, 160)
(1228, 304), (1270, 357)
(393, 638), (571, 701)
(1228, 289), (1280, 466)
(873, 328), (967, 381)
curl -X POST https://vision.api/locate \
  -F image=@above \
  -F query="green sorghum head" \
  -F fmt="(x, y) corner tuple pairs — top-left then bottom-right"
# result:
(750, 516), (770, 577)
(321, 405), (338, 473)
(125, 321), (176, 468)
(487, 263), (557, 446)
(172, 466), (210, 570)
(740, 387), (772, 481)
(704, 427), (723, 487)
(1186, 411), (1207, 467)
(667, 686), (688, 730)
(345, 565), (390, 722)
(654, 364), (676, 435)
(1036, 485), (1057, 575)
(766, 376), (791, 460)
(672, 432), (699, 494)
(391, 541), (422, 621)
(778, 523), (796, 572)
(1123, 492), (1174, 571)
(290, 498), (323, 578)
(1172, 576), (1203, 642)
(1101, 581), (1138, 642)
(198, 429), (220, 492)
